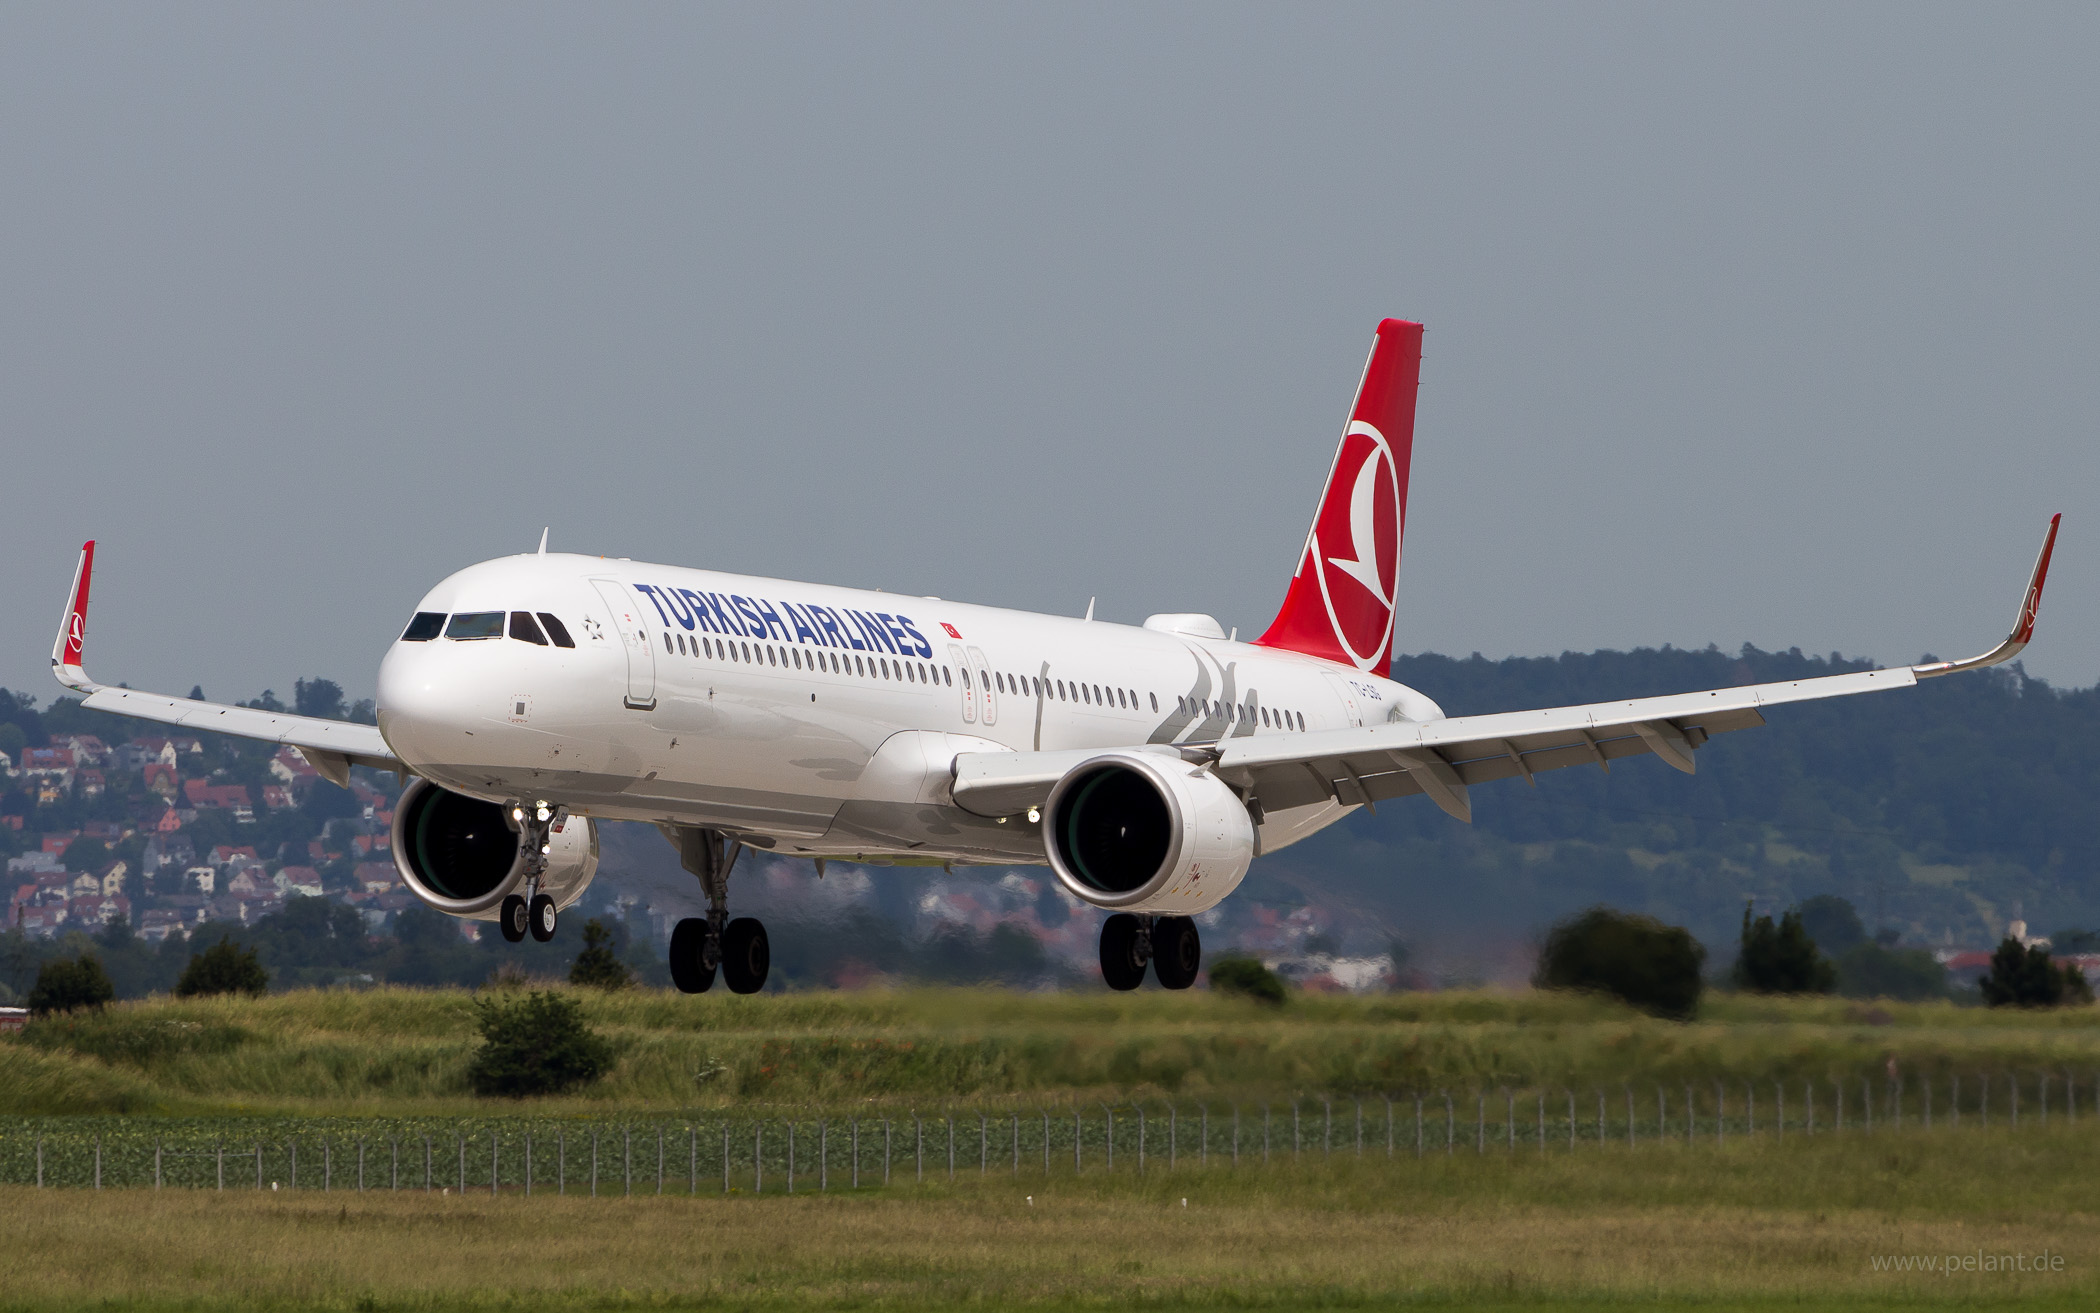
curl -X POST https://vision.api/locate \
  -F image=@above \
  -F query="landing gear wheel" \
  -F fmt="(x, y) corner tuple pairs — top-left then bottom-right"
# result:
(528, 894), (558, 943)
(720, 918), (770, 994)
(1153, 916), (1201, 990)
(498, 894), (528, 943)
(1099, 913), (1147, 991)
(669, 917), (718, 994)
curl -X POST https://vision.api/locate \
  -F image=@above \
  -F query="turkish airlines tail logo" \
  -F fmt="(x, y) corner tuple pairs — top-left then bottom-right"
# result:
(1253, 320), (1422, 673)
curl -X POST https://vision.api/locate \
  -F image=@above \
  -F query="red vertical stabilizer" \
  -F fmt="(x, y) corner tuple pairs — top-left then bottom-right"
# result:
(1252, 319), (1422, 673)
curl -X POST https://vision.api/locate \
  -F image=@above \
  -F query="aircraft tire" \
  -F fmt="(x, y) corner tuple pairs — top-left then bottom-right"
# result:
(528, 894), (558, 943)
(669, 917), (717, 994)
(498, 894), (528, 944)
(721, 917), (770, 995)
(1152, 916), (1200, 990)
(1099, 913), (1147, 991)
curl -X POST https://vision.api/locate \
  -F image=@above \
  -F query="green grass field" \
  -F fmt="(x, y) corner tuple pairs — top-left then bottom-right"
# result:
(5, 986), (2099, 1310)
(7, 985), (2100, 1118)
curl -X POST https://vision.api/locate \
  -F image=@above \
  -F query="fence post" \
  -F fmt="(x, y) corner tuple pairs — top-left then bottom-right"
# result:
(95, 1134), (102, 1190)
(852, 1119), (860, 1189)
(492, 1131), (498, 1197)
(1924, 1078), (1931, 1130)
(2040, 1074), (2049, 1126)
(2010, 1073), (2019, 1128)
(915, 1117), (923, 1184)
(1293, 1100), (1301, 1158)
(590, 1129), (599, 1197)
(1951, 1075), (1960, 1129)
(156, 1138), (163, 1189)
(1746, 1082), (1754, 1138)
(1776, 1083), (1784, 1140)
(689, 1125), (696, 1196)
(1015, 1113), (1021, 1175)
(946, 1116), (954, 1182)
(658, 1126), (665, 1195)
(1444, 1092), (1454, 1155)
(755, 1123), (764, 1195)
(1201, 1105), (1208, 1168)
(723, 1124), (731, 1195)
(786, 1124), (793, 1196)
(1715, 1082), (1724, 1147)
(1980, 1075), (1989, 1127)
(218, 1141), (224, 1191)
(360, 1138), (367, 1193)
(979, 1114), (986, 1176)
(1505, 1088), (1515, 1153)
(456, 1135), (463, 1195)
(1044, 1110), (1051, 1175)
(260, 1142), (266, 1191)
(821, 1120), (828, 1192)
(524, 1133), (530, 1198)
(1805, 1083), (1814, 1135)
(1656, 1088), (1665, 1145)
(1138, 1106), (1147, 1174)
(1684, 1084), (1694, 1146)
(1264, 1104), (1271, 1165)
(884, 1119), (892, 1185)
(1355, 1097), (1363, 1157)
(1626, 1087), (1634, 1147)
(1386, 1095), (1393, 1158)
(1862, 1078), (1872, 1133)
(1566, 1089), (1575, 1149)
(1476, 1093), (1484, 1155)
(557, 1130), (565, 1195)
(1415, 1094), (1425, 1158)
(1074, 1108), (1082, 1173)
(36, 1136), (42, 1189)
(325, 1138), (331, 1192)
(291, 1139), (297, 1191)
(625, 1126), (633, 1197)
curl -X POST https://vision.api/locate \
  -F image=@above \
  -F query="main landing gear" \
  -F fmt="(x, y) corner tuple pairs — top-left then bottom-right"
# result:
(666, 828), (770, 995)
(1099, 913), (1200, 991)
(498, 801), (567, 944)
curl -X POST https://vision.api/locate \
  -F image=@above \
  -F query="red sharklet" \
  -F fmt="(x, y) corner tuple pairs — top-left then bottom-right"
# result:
(1254, 319), (1422, 672)
(60, 540), (95, 669)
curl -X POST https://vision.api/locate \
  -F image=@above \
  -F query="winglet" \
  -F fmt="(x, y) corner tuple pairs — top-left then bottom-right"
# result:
(51, 540), (100, 693)
(1913, 514), (2061, 679)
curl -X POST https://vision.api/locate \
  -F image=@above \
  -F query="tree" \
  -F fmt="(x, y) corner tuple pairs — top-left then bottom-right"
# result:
(1795, 895), (1867, 957)
(294, 679), (347, 721)
(25, 953), (115, 1015)
(466, 991), (614, 1096)
(175, 937), (270, 997)
(1535, 906), (1706, 1020)
(568, 919), (632, 990)
(1979, 937), (2092, 1008)
(1733, 903), (1835, 994)
(1208, 956), (1288, 1004)
(1834, 943), (1946, 1001)
(61, 836), (111, 874)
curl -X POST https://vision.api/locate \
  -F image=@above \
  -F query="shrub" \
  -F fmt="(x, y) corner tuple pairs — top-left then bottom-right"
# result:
(1733, 903), (1835, 994)
(466, 991), (614, 1097)
(1534, 906), (1705, 1020)
(25, 953), (115, 1016)
(1208, 956), (1287, 1004)
(1979, 937), (2093, 1008)
(174, 937), (270, 998)
(568, 919), (632, 990)
(1835, 942), (1947, 1001)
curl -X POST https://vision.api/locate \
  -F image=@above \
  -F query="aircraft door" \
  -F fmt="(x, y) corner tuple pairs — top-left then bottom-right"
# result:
(946, 643), (975, 723)
(1321, 673), (1365, 728)
(590, 579), (658, 710)
(967, 647), (997, 726)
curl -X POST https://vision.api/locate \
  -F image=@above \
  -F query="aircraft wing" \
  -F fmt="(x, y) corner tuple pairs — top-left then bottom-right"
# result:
(48, 541), (403, 786)
(952, 515), (2060, 822)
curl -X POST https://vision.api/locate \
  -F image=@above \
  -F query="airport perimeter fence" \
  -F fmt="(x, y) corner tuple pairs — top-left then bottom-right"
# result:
(3, 1069), (2095, 1194)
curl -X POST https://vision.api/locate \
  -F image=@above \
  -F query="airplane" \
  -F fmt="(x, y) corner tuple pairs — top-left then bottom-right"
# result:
(48, 319), (2060, 993)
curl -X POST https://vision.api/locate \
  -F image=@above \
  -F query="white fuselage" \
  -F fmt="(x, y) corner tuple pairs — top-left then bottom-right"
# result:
(375, 553), (1446, 865)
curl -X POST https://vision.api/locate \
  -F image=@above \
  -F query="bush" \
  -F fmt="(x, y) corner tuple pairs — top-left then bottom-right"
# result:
(1834, 942), (1947, 1001)
(25, 953), (115, 1016)
(568, 919), (632, 990)
(1979, 937), (2093, 1008)
(466, 991), (614, 1097)
(174, 937), (270, 998)
(1208, 956), (1287, 1004)
(1733, 903), (1835, 994)
(1534, 906), (1705, 1020)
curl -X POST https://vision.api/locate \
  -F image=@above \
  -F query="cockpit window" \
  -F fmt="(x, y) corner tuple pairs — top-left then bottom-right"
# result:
(401, 612), (446, 642)
(509, 612), (548, 645)
(537, 613), (575, 648)
(445, 611), (505, 640)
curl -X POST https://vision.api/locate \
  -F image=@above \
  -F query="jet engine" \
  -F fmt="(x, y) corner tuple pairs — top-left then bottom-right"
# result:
(1041, 752), (1255, 914)
(390, 778), (599, 921)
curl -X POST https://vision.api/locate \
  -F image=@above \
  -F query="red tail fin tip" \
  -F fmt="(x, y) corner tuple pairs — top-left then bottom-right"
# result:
(1253, 319), (1422, 673)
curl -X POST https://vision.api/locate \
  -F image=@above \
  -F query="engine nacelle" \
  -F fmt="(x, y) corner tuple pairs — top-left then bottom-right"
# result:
(1042, 752), (1255, 914)
(390, 778), (599, 921)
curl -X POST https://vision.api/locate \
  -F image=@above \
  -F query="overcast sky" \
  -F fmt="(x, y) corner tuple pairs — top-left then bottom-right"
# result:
(4, 4), (2095, 710)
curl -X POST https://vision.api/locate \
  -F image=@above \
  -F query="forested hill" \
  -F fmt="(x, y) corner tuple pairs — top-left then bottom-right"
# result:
(1252, 644), (2100, 965)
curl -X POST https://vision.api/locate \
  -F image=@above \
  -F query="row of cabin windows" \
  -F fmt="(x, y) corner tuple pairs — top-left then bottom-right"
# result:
(1177, 696), (1305, 732)
(401, 610), (576, 648)
(668, 628), (948, 686)
(404, 609), (1307, 733)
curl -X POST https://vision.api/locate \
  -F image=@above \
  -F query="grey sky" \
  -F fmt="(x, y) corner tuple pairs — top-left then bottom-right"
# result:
(5, 4), (2095, 709)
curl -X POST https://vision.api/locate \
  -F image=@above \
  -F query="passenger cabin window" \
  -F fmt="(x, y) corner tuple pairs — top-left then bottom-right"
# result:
(401, 612), (446, 642)
(537, 613), (575, 648)
(509, 612), (548, 645)
(445, 612), (504, 640)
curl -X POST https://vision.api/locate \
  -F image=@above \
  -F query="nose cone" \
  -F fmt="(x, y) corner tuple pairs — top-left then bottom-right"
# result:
(377, 641), (496, 771)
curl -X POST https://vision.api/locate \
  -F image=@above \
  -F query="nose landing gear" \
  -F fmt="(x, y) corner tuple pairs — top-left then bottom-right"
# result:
(666, 828), (770, 995)
(1098, 913), (1200, 991)
(500, 800), (568, 943)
